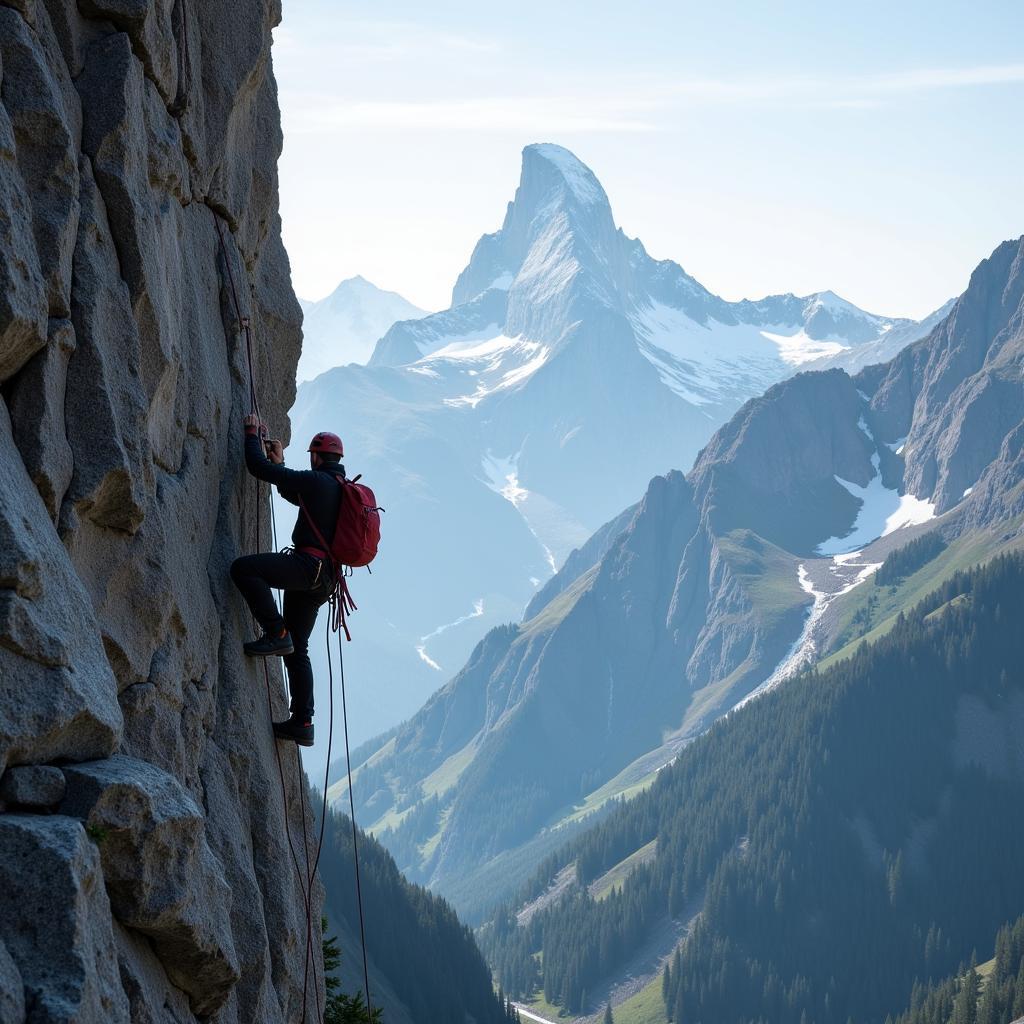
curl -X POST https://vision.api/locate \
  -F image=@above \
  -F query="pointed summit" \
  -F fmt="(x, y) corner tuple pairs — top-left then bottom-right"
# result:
(522, 143), (608, 207)
(450, 143), (620, 314)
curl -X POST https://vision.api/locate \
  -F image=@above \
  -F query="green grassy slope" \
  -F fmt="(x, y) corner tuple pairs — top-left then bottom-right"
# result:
(819, 516), (1024, 671)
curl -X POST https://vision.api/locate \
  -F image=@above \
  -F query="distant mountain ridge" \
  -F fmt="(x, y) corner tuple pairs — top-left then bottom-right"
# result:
(295, 142), (941, 752)
(296, 275), (426, 381)
(338, 234), (1024, 918)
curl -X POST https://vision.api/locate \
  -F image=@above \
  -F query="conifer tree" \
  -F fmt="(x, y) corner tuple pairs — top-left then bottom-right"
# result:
(673, 983), (685, 1023)
(1012, 956), (1024, 1018)
(951, 967), (978, 1024)
(322, 919), (383, 1024)
(975, 984), (996, 1024)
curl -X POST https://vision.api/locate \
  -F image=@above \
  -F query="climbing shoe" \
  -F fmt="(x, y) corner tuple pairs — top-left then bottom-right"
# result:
(273, 717), (314, 747)
(244, 630), (294, 657)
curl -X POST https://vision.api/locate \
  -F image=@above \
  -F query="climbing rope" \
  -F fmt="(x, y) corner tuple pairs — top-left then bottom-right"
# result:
(269, 496), (323, 1023)
(213, 209), (374, 1022)
(213, 211), (323, 1023)
(332, 625), (374, 1018)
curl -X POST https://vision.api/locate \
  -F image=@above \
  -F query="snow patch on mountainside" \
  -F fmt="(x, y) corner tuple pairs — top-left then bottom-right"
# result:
(482, 452), (530, 507)
(760, 329), (849, 366)
(631, 303), (782, 407)
(417, 599), (486, 672)
(818, 452), (936, 555)
(736, 551), (882, 710)
(411, 324), (506, 361)
(409, 333), (552, 408)
(630, 301), (888, 407)
(481, 453), (591, 573)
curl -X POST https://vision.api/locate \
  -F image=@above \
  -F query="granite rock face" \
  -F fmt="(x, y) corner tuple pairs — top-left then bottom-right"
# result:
(61, 757), (240, 1015)
(0, 815), (130, 1023)
(0, 764), (65, 807)
(0, 2), (318, 1020)
(0, 939), (25, 1024)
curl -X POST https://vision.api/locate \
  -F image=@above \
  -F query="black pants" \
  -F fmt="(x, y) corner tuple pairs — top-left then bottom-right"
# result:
(230, 551), (331, 721)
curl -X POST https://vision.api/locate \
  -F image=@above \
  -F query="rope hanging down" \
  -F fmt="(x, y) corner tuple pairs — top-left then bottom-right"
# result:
(213, 211), (373, 1022)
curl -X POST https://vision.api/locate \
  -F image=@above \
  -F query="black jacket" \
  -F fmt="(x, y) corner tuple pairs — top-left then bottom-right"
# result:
(244, 432), (344, 554)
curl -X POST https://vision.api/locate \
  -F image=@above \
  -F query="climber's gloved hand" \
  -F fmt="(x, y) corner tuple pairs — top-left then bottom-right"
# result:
(265, 439), (284, 464)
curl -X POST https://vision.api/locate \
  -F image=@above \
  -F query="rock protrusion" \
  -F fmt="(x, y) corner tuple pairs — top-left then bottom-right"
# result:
(0, 814), (131, 1023)
(0, 764), (65, 808)
(61, 755), (240, 1016)
(0, 401), (122, 772)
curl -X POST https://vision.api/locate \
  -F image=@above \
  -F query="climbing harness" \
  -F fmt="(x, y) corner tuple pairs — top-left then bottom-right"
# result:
(214, 212), (374, 1023)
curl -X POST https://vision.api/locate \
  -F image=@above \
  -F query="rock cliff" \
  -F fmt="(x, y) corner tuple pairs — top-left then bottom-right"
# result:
(0, 1), (320, 1021)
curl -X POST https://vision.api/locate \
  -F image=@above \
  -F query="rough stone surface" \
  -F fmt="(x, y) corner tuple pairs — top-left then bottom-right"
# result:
(0, 937), (25, 1024)
(113, 923), (193, 1024)
(0, 1), (317, 1020)
(0, 814), (130, 1023)
(0, 763), (65, 807)
(61, 756), (240, 1015)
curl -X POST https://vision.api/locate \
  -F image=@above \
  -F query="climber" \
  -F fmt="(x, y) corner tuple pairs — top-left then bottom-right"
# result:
(230, 413), (346, 747)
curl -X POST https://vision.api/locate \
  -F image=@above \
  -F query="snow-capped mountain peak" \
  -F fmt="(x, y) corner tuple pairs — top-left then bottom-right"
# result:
(447, 144), (618, 315)
(297, 277), (427, 380)
(807, 289), (860, 314)
(298, 140), (951, 751)
(371, 143), (933, 420)
(526, 142), (608, 207)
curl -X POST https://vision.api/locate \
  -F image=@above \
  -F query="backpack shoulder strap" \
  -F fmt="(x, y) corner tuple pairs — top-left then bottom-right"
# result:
(298, 471), (345, 562)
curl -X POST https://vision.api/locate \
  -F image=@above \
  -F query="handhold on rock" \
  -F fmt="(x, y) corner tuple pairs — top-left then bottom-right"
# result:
(0, 764), (66, 808)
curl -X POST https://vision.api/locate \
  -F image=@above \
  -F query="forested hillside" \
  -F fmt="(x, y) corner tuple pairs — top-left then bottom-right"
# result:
(482, 555), (1024, 1023)
(319, 807), (517, 1024)
(889, 914), (1024, 1024)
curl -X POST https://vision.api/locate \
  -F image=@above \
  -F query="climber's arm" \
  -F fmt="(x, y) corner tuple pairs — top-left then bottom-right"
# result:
(243, 420), (311, 492)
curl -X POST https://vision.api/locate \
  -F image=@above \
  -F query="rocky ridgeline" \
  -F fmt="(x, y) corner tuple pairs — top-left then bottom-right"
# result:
(0, 1), (318, 1021)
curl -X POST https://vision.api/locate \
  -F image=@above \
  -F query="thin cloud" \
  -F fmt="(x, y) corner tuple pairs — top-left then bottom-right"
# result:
(658, 63), (1024, 107)
(273, 18), (498, 64)
(281, 94), (659, 135)
(278, 60), (1024, 139)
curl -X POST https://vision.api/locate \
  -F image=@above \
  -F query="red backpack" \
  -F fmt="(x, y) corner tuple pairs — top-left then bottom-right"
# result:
(299, 474), (382, 639)
(302, 473), (382, 569)
(330, 475), (382, 568)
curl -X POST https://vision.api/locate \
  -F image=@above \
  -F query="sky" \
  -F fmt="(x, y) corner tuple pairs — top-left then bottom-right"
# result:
(273, 0), (1024, 320)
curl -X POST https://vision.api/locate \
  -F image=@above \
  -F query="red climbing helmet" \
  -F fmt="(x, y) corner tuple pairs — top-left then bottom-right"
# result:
(308, 431), (344, 457)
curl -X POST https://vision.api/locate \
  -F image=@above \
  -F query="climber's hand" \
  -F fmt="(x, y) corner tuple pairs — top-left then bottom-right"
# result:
(243, 413), (266, 435)
(265, 439), (284, 464)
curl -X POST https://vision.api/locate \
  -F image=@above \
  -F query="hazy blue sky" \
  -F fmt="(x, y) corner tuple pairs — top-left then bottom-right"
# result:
(274, 1), (1024, 318)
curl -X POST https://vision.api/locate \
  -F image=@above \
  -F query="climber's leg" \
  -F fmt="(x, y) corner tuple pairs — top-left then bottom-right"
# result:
(281, 588), (322, 722)
(230, 552), (315, 656)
